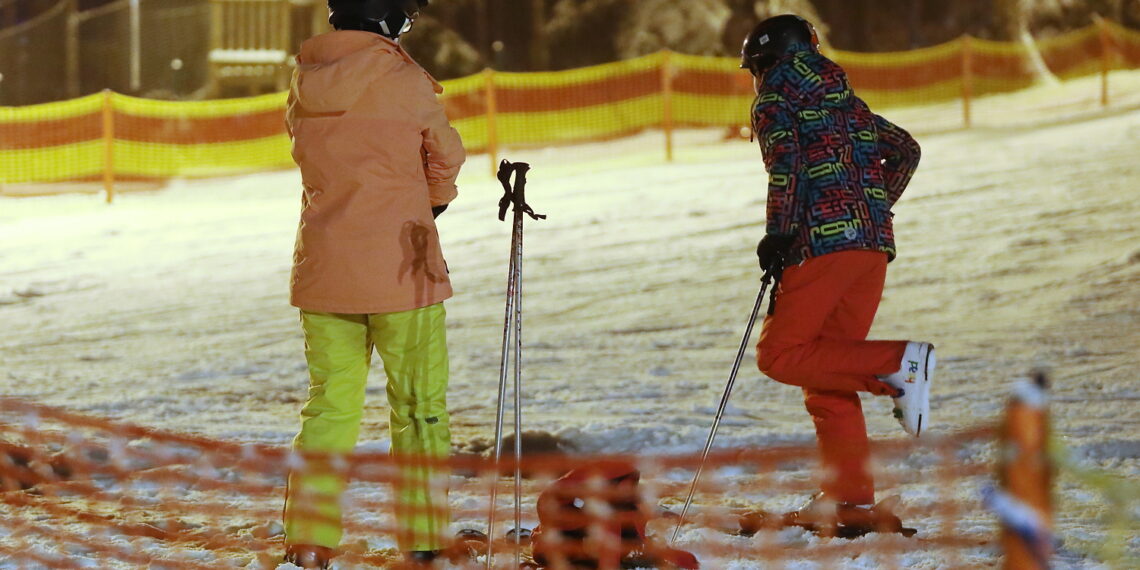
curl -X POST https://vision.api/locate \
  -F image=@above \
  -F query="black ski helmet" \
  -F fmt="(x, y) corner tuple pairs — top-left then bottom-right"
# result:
(328, 0), (428, 39)
(740, 14), (820, 77)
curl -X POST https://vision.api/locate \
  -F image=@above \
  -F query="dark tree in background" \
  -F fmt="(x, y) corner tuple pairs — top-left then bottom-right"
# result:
(399, 2), (483, 80)
(615, 0), (730, 59)
(806, 0), (1140, 51)
(403, 0), (561, 78)
(403, 0), (1140, 80)
(546, 0), (626, 70)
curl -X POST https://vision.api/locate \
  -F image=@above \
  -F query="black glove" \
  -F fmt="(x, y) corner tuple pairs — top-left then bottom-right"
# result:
(431, 204), (448, 218)
(756, 234), (795, 272)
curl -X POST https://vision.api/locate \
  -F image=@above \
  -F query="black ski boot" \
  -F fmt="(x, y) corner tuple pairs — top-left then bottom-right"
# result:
(284, 544), (334, 569)
(404, 550), (441, 566)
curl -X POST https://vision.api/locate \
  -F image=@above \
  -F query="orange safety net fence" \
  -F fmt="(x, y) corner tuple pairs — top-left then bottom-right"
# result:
(0, 91), (289, 189)
(0, 396), (1007, 568)
(1, 20), (1140, 193)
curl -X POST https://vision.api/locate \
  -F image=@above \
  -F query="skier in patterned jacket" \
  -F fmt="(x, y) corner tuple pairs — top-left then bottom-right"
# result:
(743, 14), (935, 532)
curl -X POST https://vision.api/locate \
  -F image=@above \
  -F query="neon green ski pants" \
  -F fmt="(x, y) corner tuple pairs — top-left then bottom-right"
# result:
(284, 303), (451, 552)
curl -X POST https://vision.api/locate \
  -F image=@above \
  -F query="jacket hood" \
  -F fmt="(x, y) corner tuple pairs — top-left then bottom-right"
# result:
(781, 40), (816, 56)
(292, 30), (442, 114)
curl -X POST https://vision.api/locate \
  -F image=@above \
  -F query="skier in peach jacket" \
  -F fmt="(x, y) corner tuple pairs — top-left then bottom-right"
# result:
(281, 1), (465, 567)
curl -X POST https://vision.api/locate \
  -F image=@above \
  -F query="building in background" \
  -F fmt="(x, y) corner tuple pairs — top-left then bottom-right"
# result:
(0, 0), (329, 106)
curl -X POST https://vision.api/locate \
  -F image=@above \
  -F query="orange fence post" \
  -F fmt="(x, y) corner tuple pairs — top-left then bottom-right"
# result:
(1095, 15), (1112, 108)
(484, 68), (499, 177)
(102, 89), (115, 204)
(960, 35), (973, 128)
(660, 50), (674, 163)
(998, 373), (1053, 570)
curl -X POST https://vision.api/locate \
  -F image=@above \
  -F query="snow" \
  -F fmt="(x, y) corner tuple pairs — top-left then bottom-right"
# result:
(209, 49), (290, 65)
(2, 70), (1139, 567)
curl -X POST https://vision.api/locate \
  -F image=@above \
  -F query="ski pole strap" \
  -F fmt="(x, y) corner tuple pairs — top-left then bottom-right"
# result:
(497, 159), (547, 222)
(764, 260), (784, 316)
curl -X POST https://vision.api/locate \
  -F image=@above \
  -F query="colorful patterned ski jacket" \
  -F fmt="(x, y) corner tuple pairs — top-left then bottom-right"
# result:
(751, 45), (921, 265)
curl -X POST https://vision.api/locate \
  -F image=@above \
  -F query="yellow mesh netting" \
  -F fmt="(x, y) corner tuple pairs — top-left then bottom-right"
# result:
(1, 22), (1138, 191)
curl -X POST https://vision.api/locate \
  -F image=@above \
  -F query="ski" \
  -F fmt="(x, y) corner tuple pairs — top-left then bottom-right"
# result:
(733, 507), (918, 539)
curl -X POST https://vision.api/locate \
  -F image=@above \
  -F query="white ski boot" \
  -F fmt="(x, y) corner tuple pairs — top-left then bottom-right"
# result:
(879, 341), (935, 437)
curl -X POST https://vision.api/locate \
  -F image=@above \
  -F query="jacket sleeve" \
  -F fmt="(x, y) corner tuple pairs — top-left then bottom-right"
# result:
(753, 83), (802, 237)
(873, 113), (920, 207)
(418, 85), (466, 208)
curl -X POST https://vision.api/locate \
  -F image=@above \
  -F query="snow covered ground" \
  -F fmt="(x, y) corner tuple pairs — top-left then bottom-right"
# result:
(1, 72), (1138, 568)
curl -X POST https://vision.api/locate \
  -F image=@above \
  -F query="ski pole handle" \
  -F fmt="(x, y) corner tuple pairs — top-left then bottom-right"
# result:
(496, 159), (546, 222)
(496, 159), (515, 221)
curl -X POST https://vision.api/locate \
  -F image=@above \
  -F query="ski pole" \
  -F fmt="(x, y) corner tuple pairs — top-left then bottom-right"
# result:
(486, 160), (544, 569)
(507, 168), (525, 564)
(670, 268), (775, 543)
(509, 163), (532, 551)
(487, 161), (520, 567)
(487, 212), (518, 565)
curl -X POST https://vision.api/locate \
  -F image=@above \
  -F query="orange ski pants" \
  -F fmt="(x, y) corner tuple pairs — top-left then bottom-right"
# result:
(756, 250), (907, 505)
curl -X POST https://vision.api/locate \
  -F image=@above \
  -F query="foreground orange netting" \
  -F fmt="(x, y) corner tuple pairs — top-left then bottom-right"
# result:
(0, 396), (1008, 569)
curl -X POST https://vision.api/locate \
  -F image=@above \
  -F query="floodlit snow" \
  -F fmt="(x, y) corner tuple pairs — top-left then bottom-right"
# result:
(208, 49), (290, 64)
(1, 71), (1139, 568)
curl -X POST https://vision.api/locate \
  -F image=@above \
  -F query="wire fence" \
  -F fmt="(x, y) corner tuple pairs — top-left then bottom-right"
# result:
(0, 0), (212, 106)
(0, 0), (71, 106)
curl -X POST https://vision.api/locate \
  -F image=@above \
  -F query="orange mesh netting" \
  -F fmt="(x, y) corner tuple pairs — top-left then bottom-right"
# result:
(0, 396), (1007, 568)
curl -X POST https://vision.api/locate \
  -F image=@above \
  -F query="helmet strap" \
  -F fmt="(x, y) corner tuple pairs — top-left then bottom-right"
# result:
(375, 14), (413, 39)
